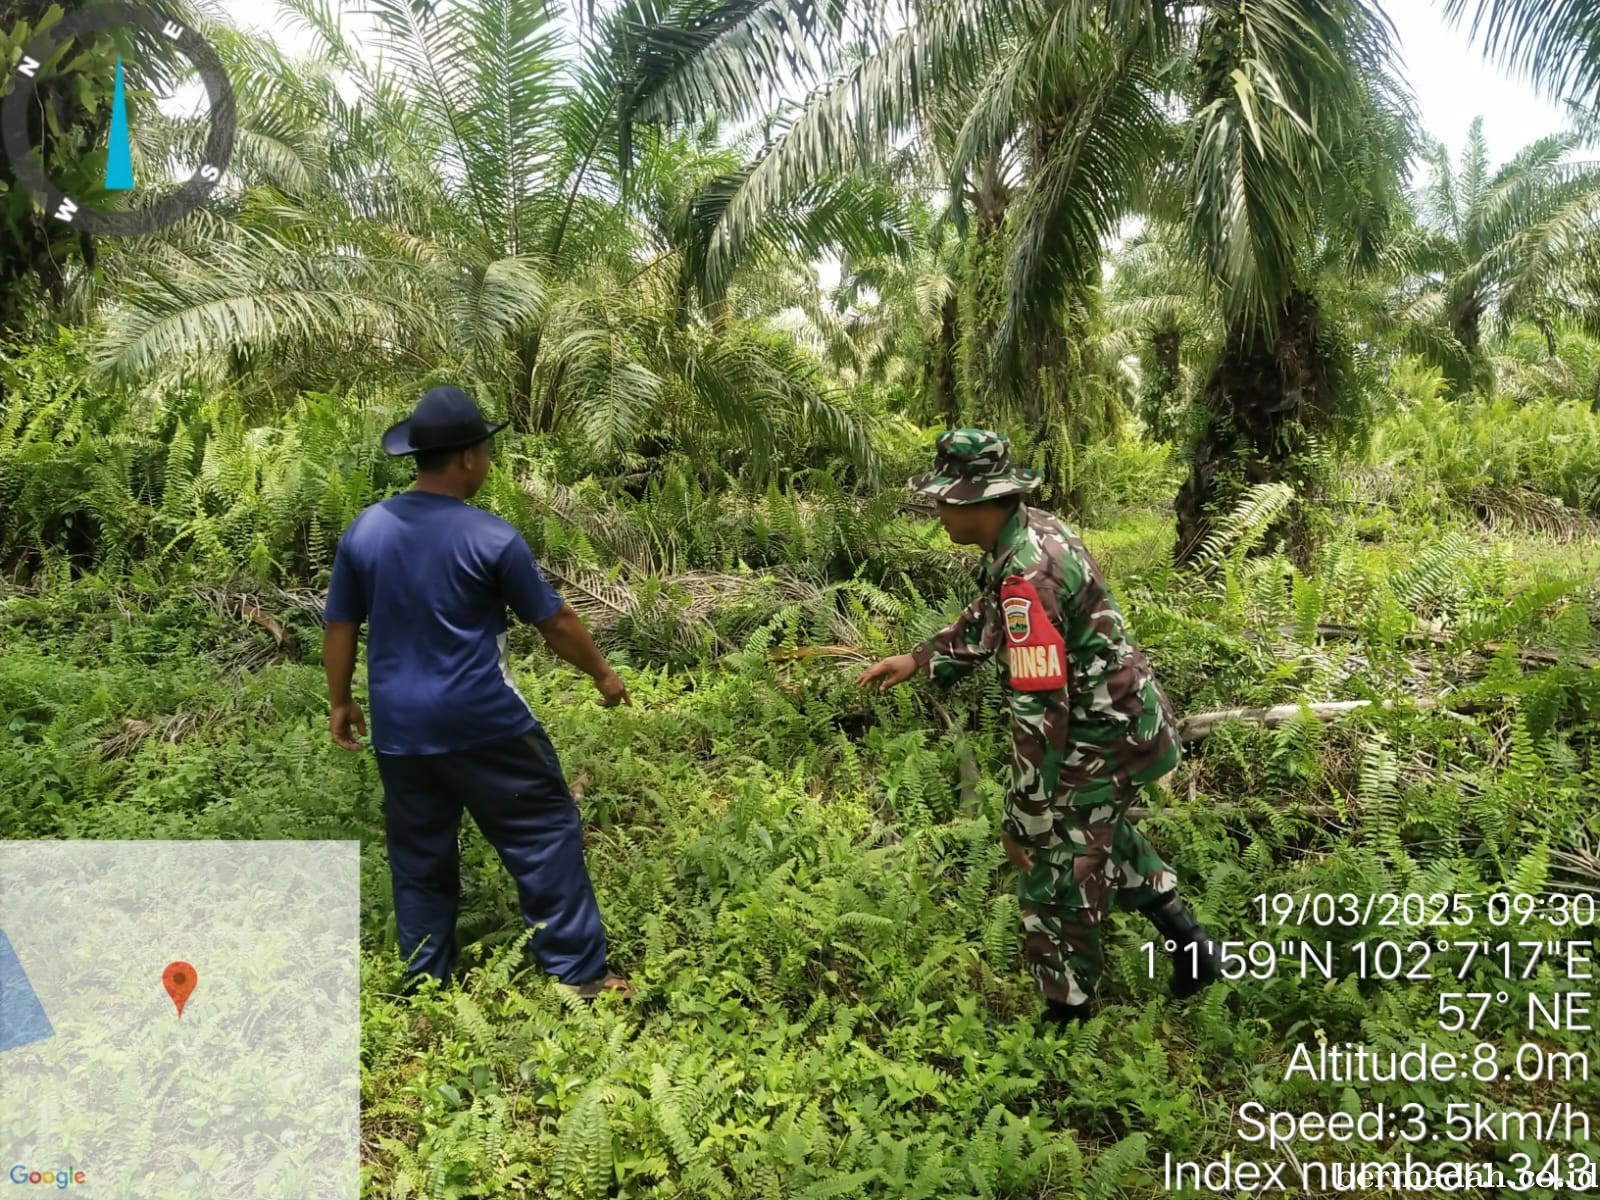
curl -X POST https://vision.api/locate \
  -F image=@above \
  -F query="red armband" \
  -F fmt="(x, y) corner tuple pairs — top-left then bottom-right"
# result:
(1000, 575), (1066, 691)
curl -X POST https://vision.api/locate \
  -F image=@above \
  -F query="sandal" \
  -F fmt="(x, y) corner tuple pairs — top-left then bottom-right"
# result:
(565, 971), (633, 1000)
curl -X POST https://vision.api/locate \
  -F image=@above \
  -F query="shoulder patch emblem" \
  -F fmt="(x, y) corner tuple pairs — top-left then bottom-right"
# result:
(1002, 595), (1031, 640)
(999, 575), (1066, 691)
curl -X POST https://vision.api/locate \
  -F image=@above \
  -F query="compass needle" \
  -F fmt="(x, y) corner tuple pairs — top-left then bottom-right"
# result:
(105, 55), (134, 191)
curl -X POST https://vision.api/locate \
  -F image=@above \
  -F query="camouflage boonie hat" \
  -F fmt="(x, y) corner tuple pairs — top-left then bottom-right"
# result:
(908, 428), (1042, 505)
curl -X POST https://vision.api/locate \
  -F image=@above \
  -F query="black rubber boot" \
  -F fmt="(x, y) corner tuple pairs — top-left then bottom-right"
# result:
(1044, 999), (1093, 1025)
(1140, 892), (1222, 998)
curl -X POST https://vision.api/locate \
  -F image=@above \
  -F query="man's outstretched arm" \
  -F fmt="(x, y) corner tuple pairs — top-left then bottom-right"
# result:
(910, 593), (1000, 686)
(856, 593), (998, 692)
(497, 536), (631, 707)
(536, 604), (631, 706)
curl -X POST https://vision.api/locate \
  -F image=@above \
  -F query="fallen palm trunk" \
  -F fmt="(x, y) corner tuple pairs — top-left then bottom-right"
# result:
(1272, 623), (1597, 669)
(1175, 696), (1504, 742)
(1124, 800), (1342, 819)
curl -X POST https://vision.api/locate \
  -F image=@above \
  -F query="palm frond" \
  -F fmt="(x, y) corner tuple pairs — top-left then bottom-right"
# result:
(94, 228), (440, 382)
(684, 168), (912, 303)
(994, 38), (1167, 386)
(623, 0), (861, 156)
(1182, 0), (1405, 332)
(1443, 0), (1600, 110)
(549, 324), (663, 458)
(686, 0), (1029, 287)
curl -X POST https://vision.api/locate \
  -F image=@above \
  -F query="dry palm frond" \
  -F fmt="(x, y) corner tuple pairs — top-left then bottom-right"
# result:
(96, 709), (226, 759)
(541, 561), (643, 622)
(1548, 829), (1600, 895)
(537, 561), (831, 655)
(765, 645), (873, 663)
(193, 585), (300, 670)
(1470, 483), (1599, 541)
(98, 718), (158, 760)
(272, 588), (330, 619)
(672, 570), (817, 621)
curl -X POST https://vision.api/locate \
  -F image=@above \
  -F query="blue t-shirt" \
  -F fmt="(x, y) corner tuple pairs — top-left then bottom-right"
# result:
(323, 491), (565, 755)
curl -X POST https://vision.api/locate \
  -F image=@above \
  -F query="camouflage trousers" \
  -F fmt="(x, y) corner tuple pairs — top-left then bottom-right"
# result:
(1015, 788), (1175, 1005)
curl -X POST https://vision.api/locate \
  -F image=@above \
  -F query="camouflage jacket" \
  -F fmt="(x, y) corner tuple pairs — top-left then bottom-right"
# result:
(910, 502), (1182, 851)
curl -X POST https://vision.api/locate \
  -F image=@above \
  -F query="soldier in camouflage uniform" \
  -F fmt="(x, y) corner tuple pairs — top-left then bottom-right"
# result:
(857, 429), (1221, 1023)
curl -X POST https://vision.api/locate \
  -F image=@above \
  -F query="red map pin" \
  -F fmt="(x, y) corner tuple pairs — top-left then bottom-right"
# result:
(163, 961), (197, 1018)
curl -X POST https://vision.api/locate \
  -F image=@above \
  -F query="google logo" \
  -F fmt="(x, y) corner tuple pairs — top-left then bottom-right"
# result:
(7, 1165), (86, 1189)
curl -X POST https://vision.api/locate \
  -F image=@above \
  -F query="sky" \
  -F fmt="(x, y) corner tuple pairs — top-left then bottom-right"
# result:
(1385, 1), (1572, 169)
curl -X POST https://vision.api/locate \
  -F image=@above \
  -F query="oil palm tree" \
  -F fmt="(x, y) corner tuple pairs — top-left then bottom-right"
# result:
(1103, 225), (1219, 443)
(1402, 117), (1600, 394)
(622, 0), (1420, 552)
(93, 0), (592, 407)
(1165, 0), (1417, 565)
(621, 0), (1178, 491)
(90, 0), (897, 480)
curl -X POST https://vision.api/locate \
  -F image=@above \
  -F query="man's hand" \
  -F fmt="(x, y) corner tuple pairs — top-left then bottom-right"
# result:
(593, 670), (631, 707)
(1001, 832), (1034, 872)
(330, 701), (367, 751)
(855, 652), (919, 692)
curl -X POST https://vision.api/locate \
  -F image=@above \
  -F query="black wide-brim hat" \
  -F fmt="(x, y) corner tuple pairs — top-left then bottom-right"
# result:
(382, 385), (508, 456)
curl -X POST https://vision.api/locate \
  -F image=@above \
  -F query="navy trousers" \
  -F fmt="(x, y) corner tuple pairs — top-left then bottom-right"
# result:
(375, 724), (609, 988)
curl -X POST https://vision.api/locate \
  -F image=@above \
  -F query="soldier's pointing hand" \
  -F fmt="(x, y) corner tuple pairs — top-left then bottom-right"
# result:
(855, 653), (918, 691)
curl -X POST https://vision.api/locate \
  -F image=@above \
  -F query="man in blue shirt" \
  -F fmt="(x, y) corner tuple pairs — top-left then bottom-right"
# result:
(323, 386), (631, 999)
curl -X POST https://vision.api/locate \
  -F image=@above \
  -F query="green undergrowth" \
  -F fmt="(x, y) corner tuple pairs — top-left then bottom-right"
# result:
(4, 498), (1598, 1199)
